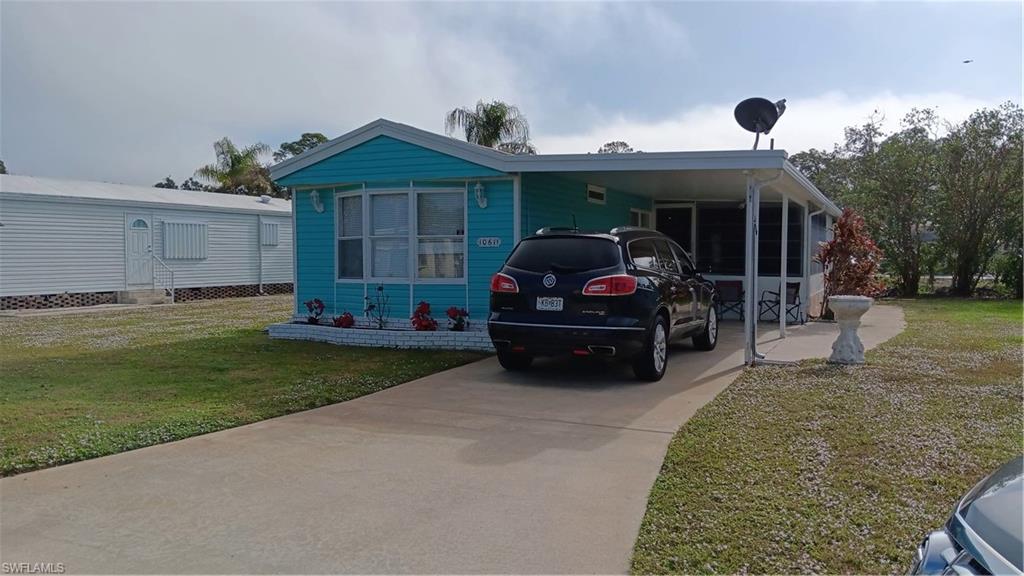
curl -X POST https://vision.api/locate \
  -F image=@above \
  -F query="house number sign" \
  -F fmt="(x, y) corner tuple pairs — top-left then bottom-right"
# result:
(476, 237), (502, 248)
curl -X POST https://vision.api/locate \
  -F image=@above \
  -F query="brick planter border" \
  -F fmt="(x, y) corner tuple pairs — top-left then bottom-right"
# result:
(267, 322), (494, 352)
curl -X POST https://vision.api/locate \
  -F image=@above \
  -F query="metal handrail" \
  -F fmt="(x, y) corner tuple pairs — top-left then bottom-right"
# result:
(152, 254), (175, 303)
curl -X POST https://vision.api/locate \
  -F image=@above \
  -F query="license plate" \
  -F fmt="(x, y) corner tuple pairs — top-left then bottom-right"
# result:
(536, 296), (563, 311)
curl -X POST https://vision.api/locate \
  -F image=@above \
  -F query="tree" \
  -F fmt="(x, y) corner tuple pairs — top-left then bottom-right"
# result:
(935, 102), (1023, 296)
(815, 208), (884, 316)
(274, 132), (328, 162)
(445, 100), (535, 154)
(180, 177), (212, 191)
(597, 141), (634, 154)
(0, 159), (6, 174)
(154, 176), (177, 189)
(194, 137), (276, 196)
(794, 111), (939, 297)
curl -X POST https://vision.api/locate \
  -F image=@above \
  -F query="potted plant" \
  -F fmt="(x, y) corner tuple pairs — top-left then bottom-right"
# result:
(446, 306), (470, 331)
(304, 298), (325, 325)
(332, 311), (355, 328)
(815, 209), (884, 364)
(411, 301), (438, 331)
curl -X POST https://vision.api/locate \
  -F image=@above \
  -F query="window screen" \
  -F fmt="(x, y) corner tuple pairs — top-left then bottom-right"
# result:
(163, 222), (208, 259)
(337, 194), (363, 279)
(417, 191), (464, 279)
(370, 193), (409, 278)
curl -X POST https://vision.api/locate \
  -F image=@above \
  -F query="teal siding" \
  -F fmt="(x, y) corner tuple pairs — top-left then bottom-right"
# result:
(467, 180), (515, 317)
(278, 136), (503, 187)
(294, 188), (336, 315)
(521, 173), (652, 237)
(292, 179), (515, 326)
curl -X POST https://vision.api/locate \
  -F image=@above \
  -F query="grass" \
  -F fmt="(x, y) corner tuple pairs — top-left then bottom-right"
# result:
(631, 299), (1023, 575)
(0, 295), (485, 476)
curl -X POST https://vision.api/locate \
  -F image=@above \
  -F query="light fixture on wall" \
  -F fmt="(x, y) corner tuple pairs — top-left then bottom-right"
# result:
(310, 190), (325, 213)
(474, 182), (488, 209)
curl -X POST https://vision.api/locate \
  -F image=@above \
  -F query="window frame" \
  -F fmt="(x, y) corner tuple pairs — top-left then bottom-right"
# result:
(629, 208), (653, 229)
(586, 184), (607, 205)
(626, 238), (661, 272)
(335, 190), (366, 282)
(333, 185), (468, 285)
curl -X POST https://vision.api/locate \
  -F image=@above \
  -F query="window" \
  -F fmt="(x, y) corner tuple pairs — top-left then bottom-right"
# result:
(131, 218), (149, 229)
(162, 221), (208, 259)
(587, 184), (607, 205)
(628, 239), (658, 269)
(694, 204), (804, 275)
(670, 242), (694, 275)
(261, 222), (279, 246)
(370, 193), (409, 278)
(336, 194), (363, 279)
(653, 239), (679, 273)
(417, 191), (465, 279)
(630, 209), (652, 228)
(507, 237), (620, 273)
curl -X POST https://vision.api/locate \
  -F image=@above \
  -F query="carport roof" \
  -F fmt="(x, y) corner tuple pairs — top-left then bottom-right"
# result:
(269, 118), (841, 217)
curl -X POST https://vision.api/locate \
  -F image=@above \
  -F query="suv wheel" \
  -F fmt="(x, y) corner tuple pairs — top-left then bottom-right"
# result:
(693, 306), (718, 351)
(497, 350), (533, 371)
(634, 315), (669, 381)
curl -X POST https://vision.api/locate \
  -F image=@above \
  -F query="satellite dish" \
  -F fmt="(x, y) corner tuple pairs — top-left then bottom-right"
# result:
(734, 97), (787, 149)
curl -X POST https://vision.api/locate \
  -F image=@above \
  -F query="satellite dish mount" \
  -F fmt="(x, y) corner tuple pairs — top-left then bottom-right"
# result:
(734, 97), (787, 150)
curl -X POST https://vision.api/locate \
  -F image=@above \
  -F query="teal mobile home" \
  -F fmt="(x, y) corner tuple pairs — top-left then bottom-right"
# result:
(270, 119), (840, 348)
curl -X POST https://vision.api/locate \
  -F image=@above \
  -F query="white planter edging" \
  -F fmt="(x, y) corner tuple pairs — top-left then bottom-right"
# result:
(267, 322), (494, 352)
(827, 295), (873, 364)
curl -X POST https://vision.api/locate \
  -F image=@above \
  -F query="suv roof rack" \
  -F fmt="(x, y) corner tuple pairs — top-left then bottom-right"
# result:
(609, 225), (658, 235)
(534, 226), (580, 235)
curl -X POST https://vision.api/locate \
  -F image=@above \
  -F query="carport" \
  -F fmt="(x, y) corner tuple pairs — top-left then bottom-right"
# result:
(503, 152), (842, 364)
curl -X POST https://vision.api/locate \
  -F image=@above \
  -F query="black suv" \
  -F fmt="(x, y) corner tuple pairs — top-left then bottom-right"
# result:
(488, 227), (719, 381)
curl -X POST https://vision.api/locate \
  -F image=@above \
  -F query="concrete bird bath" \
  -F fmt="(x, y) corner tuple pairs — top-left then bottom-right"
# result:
(828, 295), (873, 364)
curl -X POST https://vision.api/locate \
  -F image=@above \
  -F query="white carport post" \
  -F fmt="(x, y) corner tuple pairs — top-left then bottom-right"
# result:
(743, 174), (760, 365)
(779, 194), (788, 338)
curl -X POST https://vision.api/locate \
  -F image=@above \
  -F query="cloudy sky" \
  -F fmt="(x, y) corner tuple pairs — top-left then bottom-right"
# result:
(1, 1), (1020, 185)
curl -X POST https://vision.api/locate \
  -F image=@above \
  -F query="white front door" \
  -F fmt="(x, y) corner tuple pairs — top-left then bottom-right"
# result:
(126, 215), (153, 286)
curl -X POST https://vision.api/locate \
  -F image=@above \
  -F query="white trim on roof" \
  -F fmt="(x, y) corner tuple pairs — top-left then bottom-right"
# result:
(0, 175), (291, 215)
(269, 118), (841, 217)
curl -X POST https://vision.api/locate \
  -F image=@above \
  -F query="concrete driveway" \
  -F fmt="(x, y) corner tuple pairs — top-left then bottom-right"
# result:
(0, 309), (904, 574)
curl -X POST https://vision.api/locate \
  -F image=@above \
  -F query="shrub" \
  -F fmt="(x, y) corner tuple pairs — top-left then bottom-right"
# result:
(411, 301), (438, 331)
(815, 208), (884, 315)
(364, 284), (390, 329)
(332, 312), (355, 328)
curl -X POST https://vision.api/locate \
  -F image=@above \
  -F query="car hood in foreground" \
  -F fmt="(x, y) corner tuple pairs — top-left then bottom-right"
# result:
(952, 456), (1023, 573)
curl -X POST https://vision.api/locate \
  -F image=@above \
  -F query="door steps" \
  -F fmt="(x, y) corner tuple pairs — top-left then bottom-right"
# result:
(116, 289), (171, 305)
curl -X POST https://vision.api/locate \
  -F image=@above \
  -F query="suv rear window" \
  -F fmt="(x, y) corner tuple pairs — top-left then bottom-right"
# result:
(506, 237), (621, 273)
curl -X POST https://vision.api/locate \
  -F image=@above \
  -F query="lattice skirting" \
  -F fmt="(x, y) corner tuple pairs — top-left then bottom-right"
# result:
(173, 283), (293, 302)
(0, 291), (118, 310)
(1, 283), (293, 310)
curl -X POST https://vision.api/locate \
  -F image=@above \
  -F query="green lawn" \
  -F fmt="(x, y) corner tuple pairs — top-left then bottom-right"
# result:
(632, 299), (1023, 575)
(0, 295), (485, 476)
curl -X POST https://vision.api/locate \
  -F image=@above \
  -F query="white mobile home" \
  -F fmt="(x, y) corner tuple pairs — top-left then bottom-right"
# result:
(0, 175), (293, 309)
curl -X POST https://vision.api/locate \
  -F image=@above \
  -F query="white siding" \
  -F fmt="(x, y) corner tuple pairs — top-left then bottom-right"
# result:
(260, 216), (293, 283)
(0, 197), (127, 295)
(0, 194), (294, 297)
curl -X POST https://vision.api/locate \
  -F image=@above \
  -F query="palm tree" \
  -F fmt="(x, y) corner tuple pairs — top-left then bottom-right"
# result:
(445, 100), (536, 154)
(195, 138), (274, 195)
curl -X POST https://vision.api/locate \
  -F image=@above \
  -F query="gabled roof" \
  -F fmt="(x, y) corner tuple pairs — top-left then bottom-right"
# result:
(269, 118), (840, 216)
(0, 175), (291, 214)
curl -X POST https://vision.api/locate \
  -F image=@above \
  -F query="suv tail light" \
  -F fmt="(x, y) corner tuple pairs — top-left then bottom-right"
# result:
(582, 274), (637, 296)
(490, 273), (519, 293)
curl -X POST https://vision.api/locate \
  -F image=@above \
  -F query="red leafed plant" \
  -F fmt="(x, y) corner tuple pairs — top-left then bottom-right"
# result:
(815, 208), (884, 316)
(410, 301), (438, 331)
(446, 306), (470, 332)
(332, 312), (355, 328)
